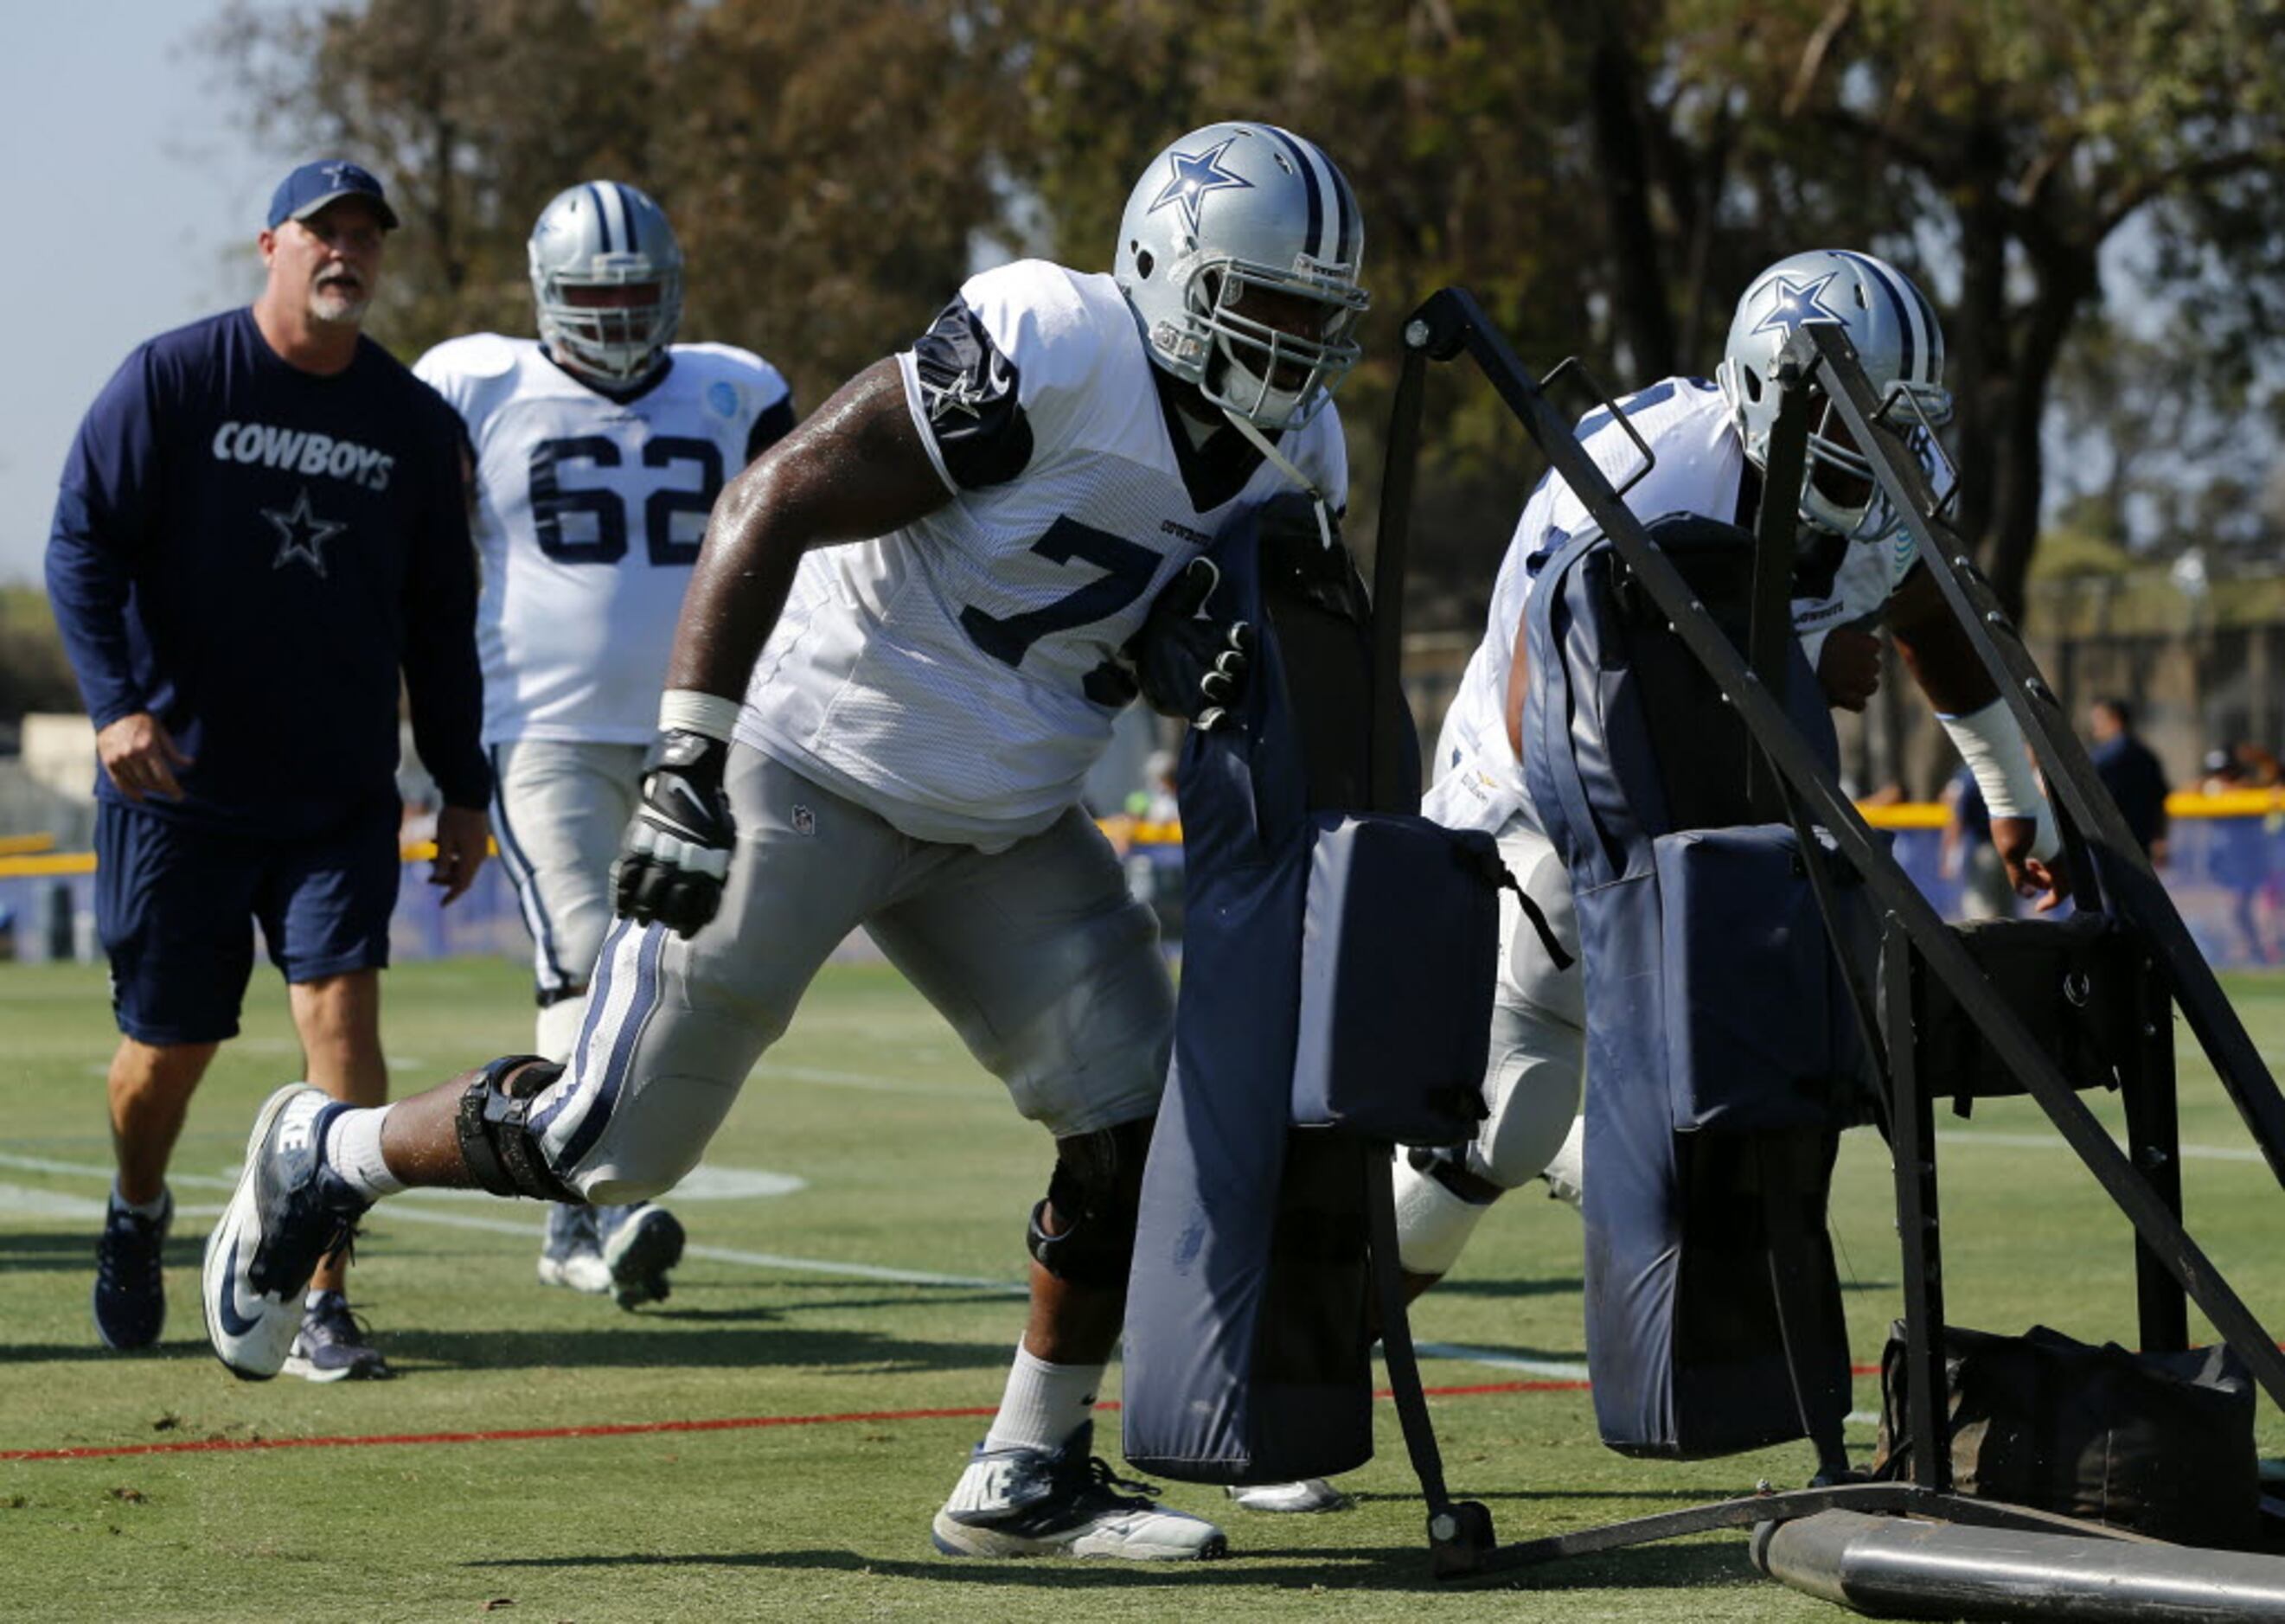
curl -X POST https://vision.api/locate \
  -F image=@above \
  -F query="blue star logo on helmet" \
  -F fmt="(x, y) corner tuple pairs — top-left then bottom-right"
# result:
(1147, 137), (1254, 236)
(1750, 271), (1847, 339)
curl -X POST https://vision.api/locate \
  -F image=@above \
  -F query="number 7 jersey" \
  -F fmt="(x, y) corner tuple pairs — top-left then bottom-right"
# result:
(414, 335), (794, 746)
(737, 259), (1347, 849)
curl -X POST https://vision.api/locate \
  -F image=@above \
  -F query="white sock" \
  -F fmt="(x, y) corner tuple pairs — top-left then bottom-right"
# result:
(323, 1105), (405, 1199)
(982, 1342), (1102, 1455)
(110, 1180), (169, 1221)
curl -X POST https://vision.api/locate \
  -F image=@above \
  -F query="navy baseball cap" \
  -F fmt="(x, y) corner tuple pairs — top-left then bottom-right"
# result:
(266, 160), (400, 232)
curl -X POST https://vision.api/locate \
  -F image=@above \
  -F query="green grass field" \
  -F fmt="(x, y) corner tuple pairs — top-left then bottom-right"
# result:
(3, 956), (2282, 1622)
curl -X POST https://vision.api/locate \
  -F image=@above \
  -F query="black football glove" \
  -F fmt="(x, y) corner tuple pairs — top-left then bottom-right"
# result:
(612, 729), (735, 937)
(1128, 556), (1252, 732)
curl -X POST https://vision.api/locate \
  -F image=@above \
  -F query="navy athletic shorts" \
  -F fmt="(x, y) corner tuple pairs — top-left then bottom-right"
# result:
(95, 797), (401, 1045)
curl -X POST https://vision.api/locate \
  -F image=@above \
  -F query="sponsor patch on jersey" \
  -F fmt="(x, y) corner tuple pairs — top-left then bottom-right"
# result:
(790, 804), (816, 836)
(707, 380), (739, 419)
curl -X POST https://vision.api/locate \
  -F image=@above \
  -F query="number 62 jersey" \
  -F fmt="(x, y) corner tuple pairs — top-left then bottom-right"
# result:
(413, 334), (794, 747)
(737, 258), (1347, 850)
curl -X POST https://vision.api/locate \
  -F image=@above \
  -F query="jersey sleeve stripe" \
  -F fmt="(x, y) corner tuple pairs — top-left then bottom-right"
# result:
(895, 350), (961, 496)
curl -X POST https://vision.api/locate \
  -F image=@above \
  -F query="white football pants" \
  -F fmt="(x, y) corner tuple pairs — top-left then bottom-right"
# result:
(490, 739), (646, 1061)
(1392, 820), (1585, 1274)
(524, 746), (1175, 1205)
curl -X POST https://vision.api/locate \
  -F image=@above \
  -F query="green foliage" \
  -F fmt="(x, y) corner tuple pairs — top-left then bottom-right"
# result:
(202, 0), (1008, 409)
(0, 588), (80, 725)
(198, 2), (2285, 630)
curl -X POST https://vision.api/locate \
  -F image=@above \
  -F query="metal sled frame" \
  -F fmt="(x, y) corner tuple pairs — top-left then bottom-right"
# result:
(1366, 287), (2285, 1580)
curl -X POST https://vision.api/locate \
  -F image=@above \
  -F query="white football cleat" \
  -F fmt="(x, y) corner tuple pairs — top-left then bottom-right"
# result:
(1226, 1478), (1352, 1513)
(931, 1421), (1227, 1560)
(600, 1203), (685, 1309)
(536, 1205), (613, 1295)
(202, 1084), (370, 1381)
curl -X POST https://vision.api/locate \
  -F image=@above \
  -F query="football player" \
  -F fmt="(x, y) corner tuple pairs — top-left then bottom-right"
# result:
(207, 122), (1368, 1560)
(1245, 249), (2070, 1514)
(413, 182), (795, 1308)
(1399, 247), (2065, 1276)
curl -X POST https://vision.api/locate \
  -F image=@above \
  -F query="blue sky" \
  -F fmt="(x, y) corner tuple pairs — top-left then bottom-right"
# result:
(2, 3), (304, 585)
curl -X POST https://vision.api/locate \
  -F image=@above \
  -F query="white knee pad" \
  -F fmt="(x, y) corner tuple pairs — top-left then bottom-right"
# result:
(1539, 1113), (1584, 1210)
(534, 993), (589, 1066)
(1392, 1153), (1494, 1277)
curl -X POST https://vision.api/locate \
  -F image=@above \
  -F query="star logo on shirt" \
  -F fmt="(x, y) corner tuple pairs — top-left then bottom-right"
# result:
(920, 369), (988, 423)
(1148, 137), (1253, 236)
(263, 485), (345, 578)
(918, 348), (1011, 425)
(1749, 272), (1847, 340)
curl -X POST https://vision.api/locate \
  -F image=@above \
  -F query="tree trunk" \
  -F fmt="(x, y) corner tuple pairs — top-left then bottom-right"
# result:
(1582, 18), (1676, 379)
(1986, 241), (2098, 623)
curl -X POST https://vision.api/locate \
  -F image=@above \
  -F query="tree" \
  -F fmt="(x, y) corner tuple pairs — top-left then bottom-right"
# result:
(207, 1), (2285, 633)
(202, 0), (1012, 407)
(1715, 0), (2285, 618)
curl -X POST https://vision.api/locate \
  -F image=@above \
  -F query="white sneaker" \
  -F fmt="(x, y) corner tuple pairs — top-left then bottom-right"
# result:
(931, 1421), (1227, 1560)
(535, 1205), (612, 1295)
(1226, 1478), (1352, 1513)
(202, 1084), (370, 1381)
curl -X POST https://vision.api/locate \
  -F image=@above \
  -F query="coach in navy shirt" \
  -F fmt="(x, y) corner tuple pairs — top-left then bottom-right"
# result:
(48, 160), (490, 1377)
(2089, 696), (2171, 866)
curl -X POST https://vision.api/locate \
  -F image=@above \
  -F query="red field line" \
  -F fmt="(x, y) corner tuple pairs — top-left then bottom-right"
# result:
(2, 1367), (1889, 1465)
(1, 1380), (1560, 1464)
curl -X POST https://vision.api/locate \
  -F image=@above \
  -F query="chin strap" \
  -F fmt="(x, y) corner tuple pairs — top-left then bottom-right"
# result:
(1219, 407), (1336, 551)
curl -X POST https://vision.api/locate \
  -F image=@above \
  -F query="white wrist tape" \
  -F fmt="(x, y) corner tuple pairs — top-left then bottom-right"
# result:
(1941, 698), (2060, 860)
(657, 688), (742, 742)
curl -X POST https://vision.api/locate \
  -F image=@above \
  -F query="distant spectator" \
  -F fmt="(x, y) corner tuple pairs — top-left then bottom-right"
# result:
(1940, 764), (2014, 921)
(2199, 747), (2244, 796)
(2087, 697), (2170, 866)
(2232, 742), (2282, 790)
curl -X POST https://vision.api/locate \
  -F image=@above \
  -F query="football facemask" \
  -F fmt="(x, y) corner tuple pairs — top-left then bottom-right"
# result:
(529, 180), (684, 388)
(1715, 248), (1953, 544)
(1114, 122), (1369, 432)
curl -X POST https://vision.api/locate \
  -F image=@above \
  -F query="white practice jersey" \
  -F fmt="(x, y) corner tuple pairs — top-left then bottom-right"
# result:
(415, 335), (794, 746)
(1429, 375), (1925, 835)
(736, 259), (1347, 847)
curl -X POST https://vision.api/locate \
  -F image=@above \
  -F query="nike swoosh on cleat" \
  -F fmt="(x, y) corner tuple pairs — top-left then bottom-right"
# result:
(214, 1238), (267, 1338)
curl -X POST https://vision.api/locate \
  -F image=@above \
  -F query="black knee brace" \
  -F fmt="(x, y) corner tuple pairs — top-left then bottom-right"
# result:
(455, 1053), (580, 1203)
(1026, 1117), (1155, 1288)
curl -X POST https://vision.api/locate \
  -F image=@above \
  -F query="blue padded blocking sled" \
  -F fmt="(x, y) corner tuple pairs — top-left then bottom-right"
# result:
(1524, 513), (1871, 1459)
(1122, 500), (1501, 1486)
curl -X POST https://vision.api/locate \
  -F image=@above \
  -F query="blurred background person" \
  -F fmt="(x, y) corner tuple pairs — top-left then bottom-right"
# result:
(2087, 696), (2169, 866)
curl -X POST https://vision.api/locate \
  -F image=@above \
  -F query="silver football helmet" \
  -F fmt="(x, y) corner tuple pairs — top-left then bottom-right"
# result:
(528, 181), (683, 387)
(1113, 122), (1369, 432)
(1714, 248), (1952, 543)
